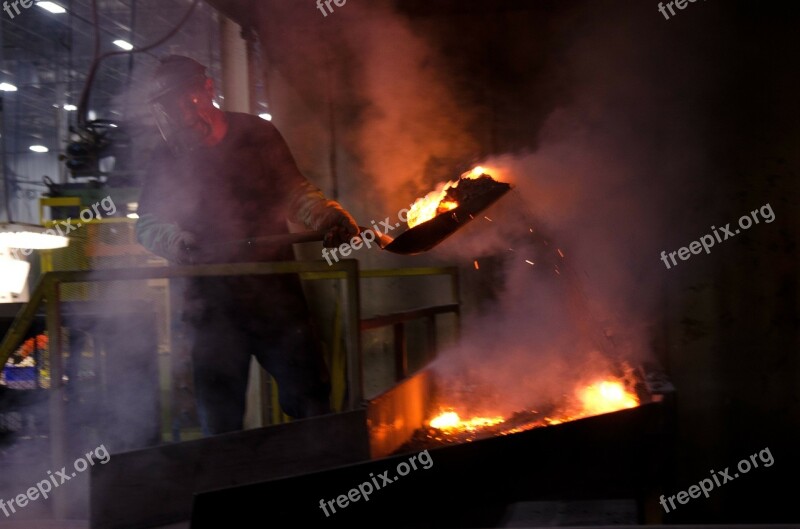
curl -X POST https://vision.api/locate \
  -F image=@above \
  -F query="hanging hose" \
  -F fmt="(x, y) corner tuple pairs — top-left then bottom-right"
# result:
(77, 0), (202, 128)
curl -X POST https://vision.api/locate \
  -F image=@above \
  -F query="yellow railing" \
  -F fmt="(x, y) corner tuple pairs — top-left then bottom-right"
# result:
(0, 261), (460, 518)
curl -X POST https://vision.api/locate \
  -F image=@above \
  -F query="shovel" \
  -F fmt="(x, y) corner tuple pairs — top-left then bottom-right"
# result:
(204, 181), (512, 256)
(375, 181), (512, 255)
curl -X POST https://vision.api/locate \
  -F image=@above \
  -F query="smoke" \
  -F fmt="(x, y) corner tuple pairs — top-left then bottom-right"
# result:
(0, 17), (213, 517)
(340, 3), (481, 212)
(245, 0), (484, 227)
(406, 2), (719, 414)
(238, 1), (717, 411)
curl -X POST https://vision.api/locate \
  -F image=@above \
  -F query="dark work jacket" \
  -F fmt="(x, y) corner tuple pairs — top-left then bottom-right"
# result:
(136, 112), (332, 319)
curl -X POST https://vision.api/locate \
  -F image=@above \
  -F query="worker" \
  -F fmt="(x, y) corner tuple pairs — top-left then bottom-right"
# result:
(135, 55), (359, 435)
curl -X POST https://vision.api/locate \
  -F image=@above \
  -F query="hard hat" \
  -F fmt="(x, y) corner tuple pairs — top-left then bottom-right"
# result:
(148, 55), (207, 104)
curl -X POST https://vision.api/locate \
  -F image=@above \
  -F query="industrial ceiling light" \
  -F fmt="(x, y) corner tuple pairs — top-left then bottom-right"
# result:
(259, 113), (272, 121)
(113, 39), (134, 51)
(0, 224), (69, 250)
(0, 83), (17, 92)
(29, 145), (49, 153)
(36, 1), (66, 13)
(63, 104), (77, 111)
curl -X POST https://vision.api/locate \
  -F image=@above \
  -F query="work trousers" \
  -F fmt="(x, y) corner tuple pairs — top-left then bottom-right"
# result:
(183, 275), (331, 435)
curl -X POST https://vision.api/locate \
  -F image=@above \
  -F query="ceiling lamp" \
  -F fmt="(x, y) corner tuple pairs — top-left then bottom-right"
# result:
(0, 223), (69, 251)
(36, 1), (66, 13)
(113, 40), (134, 51)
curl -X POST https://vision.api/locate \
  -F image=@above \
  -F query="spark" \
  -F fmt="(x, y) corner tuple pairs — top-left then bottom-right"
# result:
(557, 249), (565, 258)
(473, 260), (480, 270)
(525, 260), (535, 266)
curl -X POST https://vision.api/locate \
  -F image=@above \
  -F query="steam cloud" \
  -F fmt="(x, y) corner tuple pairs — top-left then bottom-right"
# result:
(204, 1), (718, 411)
(384, 3), (720, 414)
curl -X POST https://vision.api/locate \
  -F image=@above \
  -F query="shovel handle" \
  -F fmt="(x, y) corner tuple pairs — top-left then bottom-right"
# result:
(205, 231), (327, 249)
(203, 226), (382, 250)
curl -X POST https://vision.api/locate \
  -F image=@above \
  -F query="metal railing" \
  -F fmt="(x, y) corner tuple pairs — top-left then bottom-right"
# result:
(0, 260), (360, 517)
(0, 261), (460, 518)
(359, 267), (460, 381)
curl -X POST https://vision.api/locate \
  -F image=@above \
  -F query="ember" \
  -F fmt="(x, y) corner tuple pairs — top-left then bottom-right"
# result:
(406, 167), (509, 228)
(398, 372), (640, 452)
(429, 411), (504, 432)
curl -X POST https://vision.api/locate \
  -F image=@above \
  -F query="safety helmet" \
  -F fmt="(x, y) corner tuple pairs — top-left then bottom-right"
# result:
(148, 55), (212, 153)
(148, 55), (208, 104)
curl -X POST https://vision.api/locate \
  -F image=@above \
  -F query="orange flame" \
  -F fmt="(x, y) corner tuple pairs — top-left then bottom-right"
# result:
(406, 166), (491, 228)
(576, 380), (639, 416)
(427, 376), (639, 437)
(429, 410), (505, 432)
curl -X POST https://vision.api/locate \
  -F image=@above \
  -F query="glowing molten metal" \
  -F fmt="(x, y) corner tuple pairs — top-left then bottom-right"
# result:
(429, 411), (505, 432)
(577, 380), (639, 416)
(426, 378), (640, 440)
(407, 166), (496, 228)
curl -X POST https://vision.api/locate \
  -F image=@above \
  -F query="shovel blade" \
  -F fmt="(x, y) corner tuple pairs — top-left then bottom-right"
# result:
(382, 183), (512, 255)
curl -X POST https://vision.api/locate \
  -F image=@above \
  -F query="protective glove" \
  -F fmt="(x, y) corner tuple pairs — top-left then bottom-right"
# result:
(317, 202), (360, 248)
(288, 181), (359, 248)
(168, 230), (198, 265)
(135, 213), (198, 264)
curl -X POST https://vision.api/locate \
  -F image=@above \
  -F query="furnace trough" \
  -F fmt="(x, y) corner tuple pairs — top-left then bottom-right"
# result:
(90, 361), (674, 528)
(187, 362), (674, 528)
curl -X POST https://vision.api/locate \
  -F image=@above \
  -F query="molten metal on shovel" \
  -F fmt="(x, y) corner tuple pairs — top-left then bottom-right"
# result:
(207, 172), (512, 256)
(377, 175), (512, 255)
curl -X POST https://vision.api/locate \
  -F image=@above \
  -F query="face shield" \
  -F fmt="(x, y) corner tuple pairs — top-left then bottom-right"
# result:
(149, 79), (213, 154)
